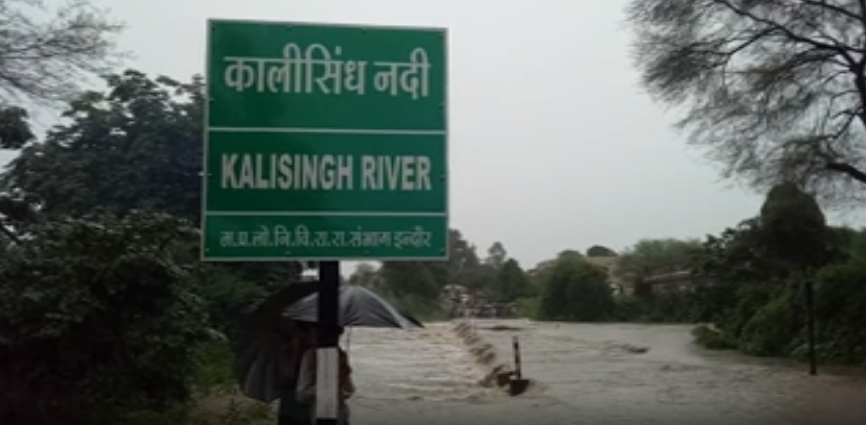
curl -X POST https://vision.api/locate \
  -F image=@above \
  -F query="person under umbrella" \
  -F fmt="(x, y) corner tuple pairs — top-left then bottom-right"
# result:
(276, 319), (314, 425)
(282, 284), (422, 424)
(295, 323), (355, 425)
(232, 281), (319, 423)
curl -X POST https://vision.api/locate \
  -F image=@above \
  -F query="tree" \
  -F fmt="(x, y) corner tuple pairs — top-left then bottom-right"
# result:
(627, 0), (866, 203)
(0, 210), (210, 424)
(696, 218), (787, 284)
(759, 182), (830, 267)
(493, 259), (531, 302)
(4, 70), (203, 220)
(527, 250), (583, 286)
(617, 238), (702, 279)
(448, 229), (481, 285)
(0, 106), (35, 148)
(485, 241), (508, 269)
(538, 256), (614, 321)
(1, 69), (302, 287)
(378, 262), (440, 301)
(587, 245), (617, 257)
(0, 0), (123, 105)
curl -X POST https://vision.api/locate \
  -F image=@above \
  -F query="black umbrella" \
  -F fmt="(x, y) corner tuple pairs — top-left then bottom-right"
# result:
(234, 280), (319, 403)
(282, 284), (424, 329)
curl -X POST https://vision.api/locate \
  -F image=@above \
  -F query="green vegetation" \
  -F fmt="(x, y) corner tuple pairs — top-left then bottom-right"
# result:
(621, 0), (866, 366)
(537, 255), (614, 321)
(3, 2), (866, 424)
(0, 3), (289, 421)
(492, 182), (866, 368)
(347, 233), (535, 320)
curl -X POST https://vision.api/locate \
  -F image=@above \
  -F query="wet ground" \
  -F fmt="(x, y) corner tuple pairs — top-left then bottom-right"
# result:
(345, 320), (866, 425)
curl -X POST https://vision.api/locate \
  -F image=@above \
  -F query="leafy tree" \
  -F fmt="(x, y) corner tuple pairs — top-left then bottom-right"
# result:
(0, 210), (211, 425)
(1, 69), (302, 288)
(378, 262), (440, 301)
(587, 245), (617, 257)
(0, 106), (35, 148)
(493, 259), (531, 302)
(813, 230), (866, 363)
(484, 241), (508, 269)
(538, 256), (614, 321)
(447, 228), (482, 285)
(527, 250), (583, 287)
(0, 0), (123, 105)
(617, 238), (702, 280)
(627, 0), (866, 203)
(457, 263), (498, 292)
(557, 249), (584, 261)
(697, 218), (787, 284)
(4, 70), (203, 220)
(758, 182), (830, 268)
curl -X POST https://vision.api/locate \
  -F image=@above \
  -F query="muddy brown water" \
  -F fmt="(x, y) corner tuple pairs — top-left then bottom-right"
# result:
(345, 320), (866, 425)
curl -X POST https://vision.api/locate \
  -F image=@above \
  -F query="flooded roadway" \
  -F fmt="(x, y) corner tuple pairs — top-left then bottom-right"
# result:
(346, 320), (866, 425)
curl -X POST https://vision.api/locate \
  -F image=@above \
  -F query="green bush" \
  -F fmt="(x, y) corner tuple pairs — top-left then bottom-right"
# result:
(537, 257), (615, 321)
(0, 212), (212, 425)
(738, 286), (798, 357)
(514, 296), (540, 318)
(692, 324), (737, 350)
(612, 295), (645, 321)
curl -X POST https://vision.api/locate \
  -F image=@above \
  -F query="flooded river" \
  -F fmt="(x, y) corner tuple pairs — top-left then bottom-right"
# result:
(347, 320), (866, 425)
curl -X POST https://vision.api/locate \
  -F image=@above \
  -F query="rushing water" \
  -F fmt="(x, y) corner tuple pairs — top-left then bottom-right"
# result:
(473, 319), (866, 425)
(345, 320), (866, 425)
(346, 324), (489, 402)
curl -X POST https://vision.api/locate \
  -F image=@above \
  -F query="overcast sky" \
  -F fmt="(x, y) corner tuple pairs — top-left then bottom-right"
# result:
(48, 0), (859, 269)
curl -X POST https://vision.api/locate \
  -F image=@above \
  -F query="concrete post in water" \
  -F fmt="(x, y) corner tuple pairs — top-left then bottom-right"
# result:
(512, 336), (522, 380)
(508, 335), (529, 396)
(805, 280), (818, 376)
(316, 261), (341, 425)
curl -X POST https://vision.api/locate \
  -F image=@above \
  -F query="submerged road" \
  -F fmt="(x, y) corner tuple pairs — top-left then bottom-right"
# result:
(344, 320), (866, 425)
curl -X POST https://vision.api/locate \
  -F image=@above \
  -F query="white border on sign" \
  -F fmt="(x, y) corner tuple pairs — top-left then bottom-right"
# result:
(200, 19), (450, 262)
(206, 18), (448, 33)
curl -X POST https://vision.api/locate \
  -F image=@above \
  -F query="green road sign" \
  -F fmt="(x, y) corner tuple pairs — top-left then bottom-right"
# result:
(203, 20), (448, 261)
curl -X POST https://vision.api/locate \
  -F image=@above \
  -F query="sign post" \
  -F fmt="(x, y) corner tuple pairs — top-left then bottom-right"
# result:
(204, 20), (448, 425)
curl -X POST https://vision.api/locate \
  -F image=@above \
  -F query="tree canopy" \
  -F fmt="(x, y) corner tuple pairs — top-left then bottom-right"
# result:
(538, 256), (614, 321)
(758, 182), (829, 267)
(587, 245), (617, 257)
(3, 70), (203, 220)
(628, 0), (866, 203)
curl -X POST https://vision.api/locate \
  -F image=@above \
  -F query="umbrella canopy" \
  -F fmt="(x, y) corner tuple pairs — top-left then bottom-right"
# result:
(234, 280), (318, 403)
(282, 284), (424, 329)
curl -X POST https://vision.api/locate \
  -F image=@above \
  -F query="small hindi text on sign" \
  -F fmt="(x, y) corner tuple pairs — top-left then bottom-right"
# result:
(219, 225), (433, 250)
(223, 43), (430, 99)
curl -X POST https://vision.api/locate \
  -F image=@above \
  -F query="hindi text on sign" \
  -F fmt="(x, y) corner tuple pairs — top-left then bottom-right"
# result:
(223, 43), (431, 99)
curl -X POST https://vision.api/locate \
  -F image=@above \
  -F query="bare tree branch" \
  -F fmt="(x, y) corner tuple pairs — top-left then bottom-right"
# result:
(0, 0), (125, 107)
(628, 0), (866, 206)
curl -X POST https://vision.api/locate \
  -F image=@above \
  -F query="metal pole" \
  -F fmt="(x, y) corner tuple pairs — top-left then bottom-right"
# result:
(316, 261), (341, 425)
(512, 336), (522, 380)
(805, 280), (818, 376)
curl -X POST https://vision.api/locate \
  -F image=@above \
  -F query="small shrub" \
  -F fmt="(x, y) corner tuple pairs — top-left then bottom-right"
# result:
(692, 324), (737, 350)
